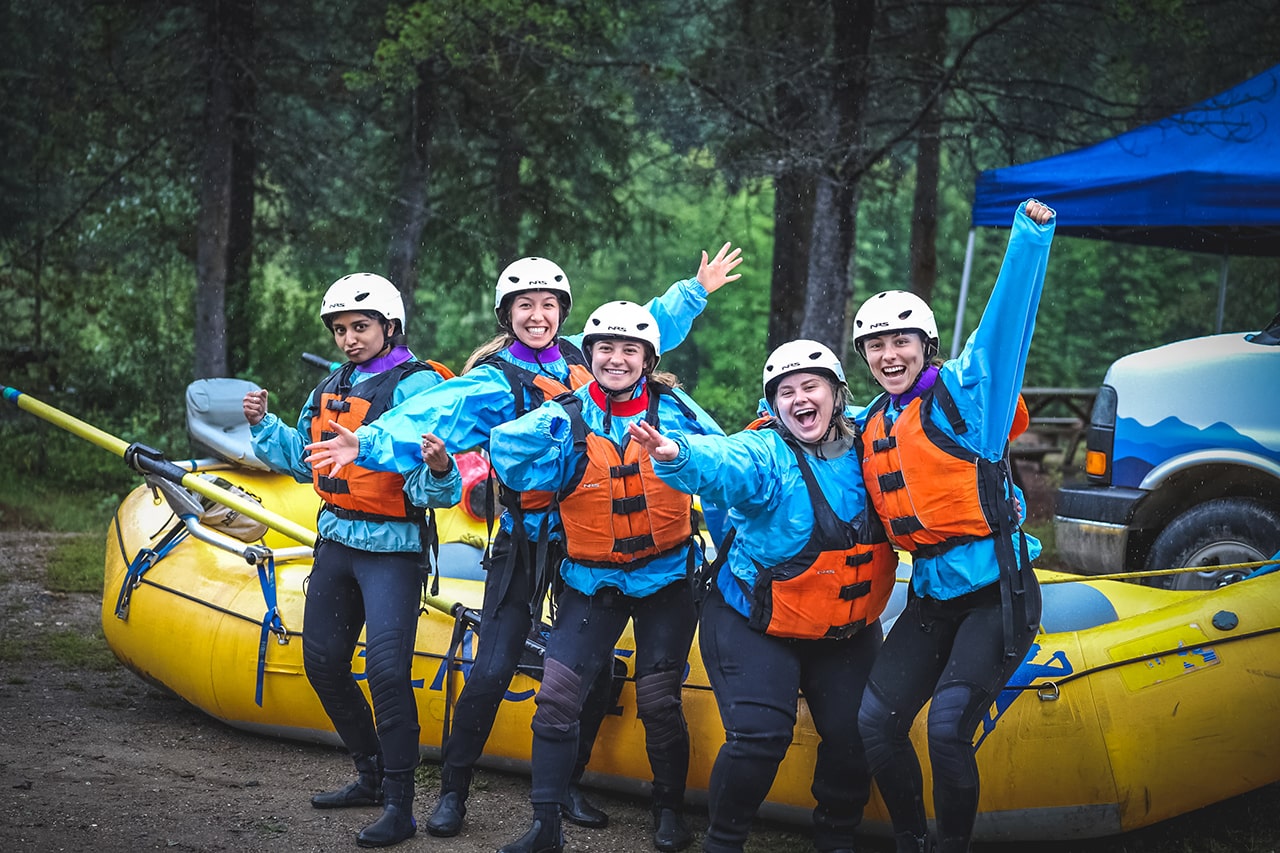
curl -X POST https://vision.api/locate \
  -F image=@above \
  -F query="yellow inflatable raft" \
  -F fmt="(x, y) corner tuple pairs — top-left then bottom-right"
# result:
(101, 463), (1280, 842)
(7, 376), (1276, 842)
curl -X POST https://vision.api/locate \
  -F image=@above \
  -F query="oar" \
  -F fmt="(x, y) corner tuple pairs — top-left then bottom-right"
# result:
(3, 383), (478, 619)
(3, 384), (313, 548)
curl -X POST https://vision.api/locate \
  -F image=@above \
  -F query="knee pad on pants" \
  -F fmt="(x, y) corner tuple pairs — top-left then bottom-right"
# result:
(858, 685), (907, 771)
(635, 669), (685, 749)
(533, 658), (583, 737)
(927, 683), (980, 787)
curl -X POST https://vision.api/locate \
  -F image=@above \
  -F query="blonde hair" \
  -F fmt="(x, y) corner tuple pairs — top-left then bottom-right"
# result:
(462, 333), (514, 373)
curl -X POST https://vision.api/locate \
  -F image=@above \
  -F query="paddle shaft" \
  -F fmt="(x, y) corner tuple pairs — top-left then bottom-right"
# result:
(3, 384), (316, 547)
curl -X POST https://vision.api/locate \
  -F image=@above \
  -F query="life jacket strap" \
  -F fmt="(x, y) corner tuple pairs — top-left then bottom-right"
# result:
(839, 580), (871, 600)
(612, 495), (647, 514)
(323, 502), (422, 525)
(823, 619), (866, 640)
(873, 436), (897, 452)
(890, 515), (925, 537)
(614, 533), (656, 555)
(878, 471), (906, 492)
(610, 462), (641, 477)
(316, 475), (350, 495)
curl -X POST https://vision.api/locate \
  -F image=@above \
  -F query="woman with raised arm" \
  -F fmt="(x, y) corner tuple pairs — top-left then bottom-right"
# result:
(851, 199), (1056, 853)
(489, 300), (725, 853)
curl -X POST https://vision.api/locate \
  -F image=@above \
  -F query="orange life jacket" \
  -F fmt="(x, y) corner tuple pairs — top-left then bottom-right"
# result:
(859, 381), (1018, 557)
(554, 385), (694, 569)
(482, 343), (593, 514)
(309, 360), (442, 522)
(726, 422), (896, 640)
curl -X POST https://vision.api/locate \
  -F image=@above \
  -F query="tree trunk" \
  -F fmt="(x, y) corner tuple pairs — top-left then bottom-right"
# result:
(908, 4), (947, 306)
(800, 176), (858, 359)
(224, 0), (256, 377)
(386, 64), (436, 336)
(769, 169), (816, 348)
(798, 0), (875, 361)
(195, 0), (255, 380)
(494, 124), (522, 265)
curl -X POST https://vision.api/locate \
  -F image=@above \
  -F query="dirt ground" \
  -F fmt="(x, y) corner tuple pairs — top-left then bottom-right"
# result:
(0, 530), (818, 853)
(3, 512), (1279, 853)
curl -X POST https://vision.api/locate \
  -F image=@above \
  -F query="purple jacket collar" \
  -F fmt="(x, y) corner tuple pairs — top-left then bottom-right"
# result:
(507, 339), (563, 364)
(890, 363), (940, 409)
(355, 345), (414, 374)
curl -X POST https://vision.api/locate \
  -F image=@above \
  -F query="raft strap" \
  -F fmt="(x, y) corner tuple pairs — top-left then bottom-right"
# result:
(252, 549), (289, 708)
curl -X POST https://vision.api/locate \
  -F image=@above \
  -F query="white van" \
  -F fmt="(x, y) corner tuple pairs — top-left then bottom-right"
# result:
(1053, 315), (1280, 588)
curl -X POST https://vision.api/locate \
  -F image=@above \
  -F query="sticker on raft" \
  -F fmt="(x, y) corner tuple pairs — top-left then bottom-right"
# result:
(1109, 623), (1221, 691)
(975, 642), (1073, 750)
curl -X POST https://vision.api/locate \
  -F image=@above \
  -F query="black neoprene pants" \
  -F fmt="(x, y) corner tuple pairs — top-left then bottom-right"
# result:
(528, 580), (697, 811)
(857, 577), (1042, 849)
(302, 539), (422, 775)
(439, 528), (612, 787)
(699, 587), (881, 853)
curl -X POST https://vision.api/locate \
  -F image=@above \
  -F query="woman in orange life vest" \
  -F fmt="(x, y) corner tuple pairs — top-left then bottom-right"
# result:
(304, 248), (743, 839)
(242, 273), (461, 849)
(631, 340), (897, 853)
(852, 199), (1056, 853)
(486, 300), (725, 853)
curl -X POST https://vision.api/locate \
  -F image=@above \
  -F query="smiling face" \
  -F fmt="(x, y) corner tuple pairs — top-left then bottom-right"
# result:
(590, 338), (649, 398)
(328, 311), (390, 365)
(862, 331), (926, 395)
(507, 291), (563, 349)
(773, 371), (836, 444)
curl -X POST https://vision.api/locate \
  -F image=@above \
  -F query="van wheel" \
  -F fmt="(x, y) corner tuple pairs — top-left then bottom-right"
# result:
(1145, 499), (1280, 590)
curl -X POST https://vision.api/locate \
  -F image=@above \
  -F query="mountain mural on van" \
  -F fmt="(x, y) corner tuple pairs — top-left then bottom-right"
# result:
(1111, 415), (1280, 486)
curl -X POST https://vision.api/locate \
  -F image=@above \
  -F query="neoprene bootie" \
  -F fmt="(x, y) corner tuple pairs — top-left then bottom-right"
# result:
(425, 764), (471, 837)
(498, 803), (563, 853)
(562, 783), (609, 828)
(652, 805), (692, 852)
(310, 753), (384, 809)
(356, 770), (416, 848)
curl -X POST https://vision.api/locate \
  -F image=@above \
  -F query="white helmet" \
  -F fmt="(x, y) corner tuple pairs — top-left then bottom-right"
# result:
(581, 300), (662, 363)
(321, 273), (406, 332)
(852, 289), (938, 357)
(493, 257), (572, 318)
(762, 339), (846, 402)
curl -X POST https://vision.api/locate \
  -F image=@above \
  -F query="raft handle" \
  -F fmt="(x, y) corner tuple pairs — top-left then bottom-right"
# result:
(1036, 681), (1061, 702)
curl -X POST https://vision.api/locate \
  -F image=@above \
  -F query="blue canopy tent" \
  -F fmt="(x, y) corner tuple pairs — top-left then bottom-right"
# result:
(952, 63), (1280, 356)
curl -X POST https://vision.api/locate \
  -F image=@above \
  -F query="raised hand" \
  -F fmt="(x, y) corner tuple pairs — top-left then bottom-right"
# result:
(1024, 199), (1054, 225)
(420, 432), (451, 474)
(697, 242), (744, 294)
(304, 422), (360, 476)
(628, 420), (679, 462)
(242, 389), (269, 426)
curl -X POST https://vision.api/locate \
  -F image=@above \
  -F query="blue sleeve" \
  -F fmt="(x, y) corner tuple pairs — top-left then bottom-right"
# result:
(951, 200), (1056, 454)
(402, 458), (463, 509)
(653, 430), (781, 516)
(488, 400), (580, 493)
(355, 365), (515, 473)
(562, 278), (709, 355)
(249, 411), (314, 483)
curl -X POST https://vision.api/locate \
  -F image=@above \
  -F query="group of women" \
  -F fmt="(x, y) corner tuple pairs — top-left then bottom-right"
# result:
(246, 197), (1057, 853)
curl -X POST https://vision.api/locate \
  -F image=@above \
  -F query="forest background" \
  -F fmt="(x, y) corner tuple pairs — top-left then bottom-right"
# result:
(3, 0), (1280, 497)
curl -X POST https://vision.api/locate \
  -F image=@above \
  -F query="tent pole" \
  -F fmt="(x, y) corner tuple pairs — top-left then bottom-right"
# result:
(952, 228), (977, 359)
(1216, 251), (1229, 333)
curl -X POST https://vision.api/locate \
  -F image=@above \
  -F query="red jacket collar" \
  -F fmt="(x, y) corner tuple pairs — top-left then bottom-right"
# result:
(588, 381), (649, 417)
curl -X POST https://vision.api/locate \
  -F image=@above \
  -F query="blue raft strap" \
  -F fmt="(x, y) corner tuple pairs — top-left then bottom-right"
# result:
(114, 516), (188, 620)
(255, 553), (286, 707)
